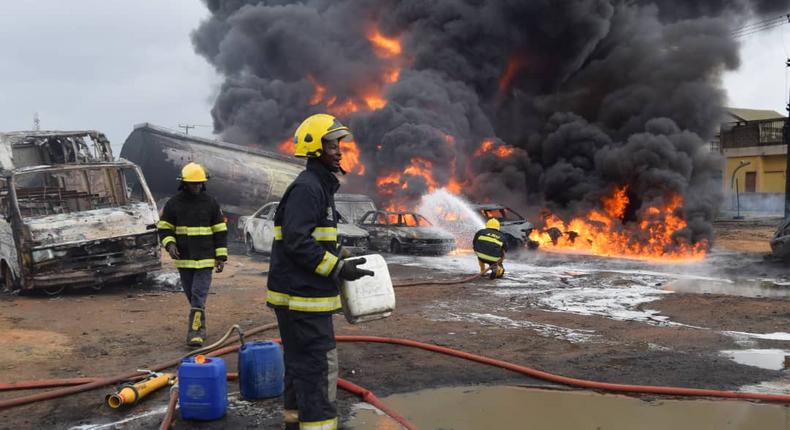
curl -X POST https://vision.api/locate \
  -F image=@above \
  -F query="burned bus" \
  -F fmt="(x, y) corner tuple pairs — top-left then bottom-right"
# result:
(0, 131), (160, 294)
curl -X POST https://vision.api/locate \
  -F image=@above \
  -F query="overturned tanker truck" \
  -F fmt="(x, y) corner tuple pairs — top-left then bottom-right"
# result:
(0, 130), (161, 294)
(120, 124), (304, 236)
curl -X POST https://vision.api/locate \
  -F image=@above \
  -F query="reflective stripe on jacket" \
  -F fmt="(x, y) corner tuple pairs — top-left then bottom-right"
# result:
(473, 228), (506, 262)
(157, 191), (228, 269)
(267, 159), (341, 313)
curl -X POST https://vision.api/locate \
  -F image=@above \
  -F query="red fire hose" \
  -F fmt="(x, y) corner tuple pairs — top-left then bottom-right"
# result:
(335, 336), (790, 403)
(337, 378), (419, 430)
(3, 329), (789, 429)
(0, 323), (278, 409)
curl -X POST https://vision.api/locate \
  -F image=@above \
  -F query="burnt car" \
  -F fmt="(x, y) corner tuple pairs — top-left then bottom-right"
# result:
(472, 203), (535, 249)
(770, 217), (790, 262)
(335, 193), (377, 224)
(243, 201), (369, 255)
(358, 210), (456, 255)
(0, 130), (160, 294)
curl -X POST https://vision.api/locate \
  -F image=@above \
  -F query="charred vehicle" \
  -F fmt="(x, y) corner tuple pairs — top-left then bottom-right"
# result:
(243, 202), (369, 255)
(472, 203), (535, 249)
(358, 210), (456, 255)
(335, 193), (377, 224)
(770, 217), (790, 262)
(0, 131), (160, 294)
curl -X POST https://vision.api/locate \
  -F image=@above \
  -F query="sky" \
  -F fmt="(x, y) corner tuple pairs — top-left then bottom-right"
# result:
(0, 1), (220, 156)
(723, 23), (790, 116)
(0, 1), (787, 157)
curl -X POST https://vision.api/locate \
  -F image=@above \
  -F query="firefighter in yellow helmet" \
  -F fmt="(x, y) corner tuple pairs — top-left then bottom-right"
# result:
(157, 162), (228, 347)
(473, 218), (507, 279)
(267, 113), (374, 430)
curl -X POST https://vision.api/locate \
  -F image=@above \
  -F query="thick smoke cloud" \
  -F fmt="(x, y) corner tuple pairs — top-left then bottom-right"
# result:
(192, 0), (790, 246)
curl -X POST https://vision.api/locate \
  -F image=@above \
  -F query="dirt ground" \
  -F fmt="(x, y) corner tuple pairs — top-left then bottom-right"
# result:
(0, 219), (788, 429)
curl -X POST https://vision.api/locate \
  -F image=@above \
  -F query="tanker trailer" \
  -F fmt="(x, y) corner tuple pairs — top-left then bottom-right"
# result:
(120, 123), (304, 236)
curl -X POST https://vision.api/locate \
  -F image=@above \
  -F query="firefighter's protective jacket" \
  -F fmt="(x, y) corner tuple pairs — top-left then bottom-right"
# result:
(267, 159), (341, 313)
(473, 227), (506, 262)
(157, 191), (228, 269)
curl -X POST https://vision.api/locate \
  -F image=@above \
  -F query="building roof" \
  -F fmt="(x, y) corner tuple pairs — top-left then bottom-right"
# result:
(726, 107), (786, 122)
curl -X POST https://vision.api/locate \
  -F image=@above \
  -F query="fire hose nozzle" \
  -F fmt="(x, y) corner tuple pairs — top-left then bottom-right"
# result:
(105, 372), (174, 409)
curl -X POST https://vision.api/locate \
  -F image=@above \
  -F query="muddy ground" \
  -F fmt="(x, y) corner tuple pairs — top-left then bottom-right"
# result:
(0, 218), (788, 429)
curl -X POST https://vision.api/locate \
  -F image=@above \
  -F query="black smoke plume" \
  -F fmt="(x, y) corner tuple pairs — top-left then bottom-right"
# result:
(192, 0), (790, 247)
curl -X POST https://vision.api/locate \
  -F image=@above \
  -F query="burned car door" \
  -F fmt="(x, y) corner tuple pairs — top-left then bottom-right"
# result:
(360, 211), (387, 251)
(257, 202), (277, 253)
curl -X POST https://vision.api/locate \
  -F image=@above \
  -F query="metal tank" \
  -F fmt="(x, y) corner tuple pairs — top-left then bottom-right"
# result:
(120, 123), (304, 224)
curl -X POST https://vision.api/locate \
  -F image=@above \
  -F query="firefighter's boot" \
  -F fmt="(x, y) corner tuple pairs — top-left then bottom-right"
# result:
(282, 409), (299, 430)
(187, 308), (206, 347)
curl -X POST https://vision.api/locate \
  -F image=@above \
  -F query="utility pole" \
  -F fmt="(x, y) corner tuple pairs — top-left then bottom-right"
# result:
(178, 124), (210, 135)
(178, 124), (196, 135)
(732, 13), (790, 219)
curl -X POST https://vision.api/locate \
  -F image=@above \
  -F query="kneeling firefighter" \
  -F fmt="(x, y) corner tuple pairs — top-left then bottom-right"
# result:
(473, 218), (507, 279)
(157, 162), (227, 347)
(267, 113), (374, 430)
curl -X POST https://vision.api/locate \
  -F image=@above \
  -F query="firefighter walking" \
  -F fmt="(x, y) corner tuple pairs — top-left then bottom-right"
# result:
(157, 162), (227, 347)
(473, 218), (507, 279)
(267, 113), (374, 430)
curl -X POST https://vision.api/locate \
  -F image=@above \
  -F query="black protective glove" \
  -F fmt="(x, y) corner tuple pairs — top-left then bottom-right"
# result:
(337, 257), (375, 281)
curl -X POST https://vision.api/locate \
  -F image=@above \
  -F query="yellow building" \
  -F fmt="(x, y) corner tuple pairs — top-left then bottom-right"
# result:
(721, 108), (787, 198)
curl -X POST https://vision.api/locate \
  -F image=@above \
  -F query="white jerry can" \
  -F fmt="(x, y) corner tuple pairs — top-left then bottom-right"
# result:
(339, 254), (395, 324)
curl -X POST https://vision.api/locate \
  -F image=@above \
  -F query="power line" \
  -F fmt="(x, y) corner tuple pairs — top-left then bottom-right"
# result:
(732, 14), (790, 39)
(177, 124), (211, 135)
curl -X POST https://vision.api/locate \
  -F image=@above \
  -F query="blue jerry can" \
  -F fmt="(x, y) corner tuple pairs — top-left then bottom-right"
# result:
(239, 341), (284, 399)
(178, 356), (228, 420)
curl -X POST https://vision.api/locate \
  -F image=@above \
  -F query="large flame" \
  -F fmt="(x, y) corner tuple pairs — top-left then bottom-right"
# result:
(340, 140), (365, 175)
(528, 186), (707, 261)
(367, 28), (402, 57)
(302, 25), (402, 118)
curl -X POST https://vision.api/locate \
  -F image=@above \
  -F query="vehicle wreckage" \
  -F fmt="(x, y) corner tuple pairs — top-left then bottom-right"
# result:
(0, 130), (160, 294)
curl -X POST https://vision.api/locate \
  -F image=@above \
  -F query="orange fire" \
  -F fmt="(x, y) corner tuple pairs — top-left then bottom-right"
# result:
(376, 157), (459, 200)
(363, 92), (387, 110)
(367, 28), (402, 57)
(277, 138), (292, 154)
(499, 55), (526, 95)
(384, 67), (401, 83)
(475, 139), (515, 158)
(403, 158), (438, 191)
(528, 186), (707, 261)
(340, 140), (365, 175)
(308, 75), (325, 106)
(301, 25), (402, 120)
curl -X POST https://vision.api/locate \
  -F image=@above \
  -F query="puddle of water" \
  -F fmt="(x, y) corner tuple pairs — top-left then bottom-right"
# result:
(721, 349), (790, 370)
(348, 385), (790, 430)
(665, 279), (790, 298)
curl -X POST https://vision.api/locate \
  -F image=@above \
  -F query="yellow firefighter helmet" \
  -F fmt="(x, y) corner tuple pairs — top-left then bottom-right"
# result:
(179, 162), (208, 182)
(293, 113), (351, 158)
(485, 218), (500, 230)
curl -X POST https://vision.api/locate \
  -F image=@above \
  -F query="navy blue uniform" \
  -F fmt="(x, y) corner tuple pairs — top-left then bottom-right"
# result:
(267, 159), (341, 430)
(473, 227), (506, 278)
